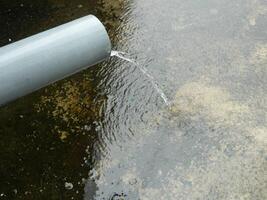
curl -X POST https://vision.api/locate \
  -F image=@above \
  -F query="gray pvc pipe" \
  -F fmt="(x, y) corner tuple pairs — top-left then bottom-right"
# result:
(0, 15), (111, 106)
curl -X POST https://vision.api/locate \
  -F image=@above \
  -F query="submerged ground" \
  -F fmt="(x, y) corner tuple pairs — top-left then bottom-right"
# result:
(0, 0), (266, 199)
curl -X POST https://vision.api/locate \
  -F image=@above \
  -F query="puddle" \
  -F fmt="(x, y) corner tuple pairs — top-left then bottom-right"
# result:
(111, 50), (170, 106)
(0, 0), (266, 199)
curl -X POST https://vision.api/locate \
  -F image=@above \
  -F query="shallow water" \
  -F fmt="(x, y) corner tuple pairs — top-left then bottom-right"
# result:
(0, 0), (267, 199)
(111, 50), (170, 106)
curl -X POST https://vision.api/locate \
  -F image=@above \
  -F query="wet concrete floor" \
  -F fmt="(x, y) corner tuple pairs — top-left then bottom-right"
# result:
(0, 0), (266, 200)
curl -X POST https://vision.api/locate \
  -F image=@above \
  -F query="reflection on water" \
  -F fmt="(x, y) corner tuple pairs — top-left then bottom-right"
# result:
(0, 0), (267, 199)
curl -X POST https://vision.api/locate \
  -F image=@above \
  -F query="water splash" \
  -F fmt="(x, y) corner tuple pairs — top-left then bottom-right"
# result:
(111, 50), (170, 106)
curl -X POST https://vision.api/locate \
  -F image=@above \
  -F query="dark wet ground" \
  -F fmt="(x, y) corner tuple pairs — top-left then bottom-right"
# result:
(0, 0), (267, 200)
(0, 0), (125, 199)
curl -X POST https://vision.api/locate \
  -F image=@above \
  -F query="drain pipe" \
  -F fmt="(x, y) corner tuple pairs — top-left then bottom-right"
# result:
(0, 15), (111, 106)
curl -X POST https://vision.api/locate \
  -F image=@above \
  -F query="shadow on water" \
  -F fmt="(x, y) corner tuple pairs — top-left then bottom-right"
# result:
(0, 0), (126, 199)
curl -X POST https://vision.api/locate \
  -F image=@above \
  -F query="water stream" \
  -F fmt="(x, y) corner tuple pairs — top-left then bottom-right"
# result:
(1, 1), (266, 199)
(111, 50), (170, 106)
